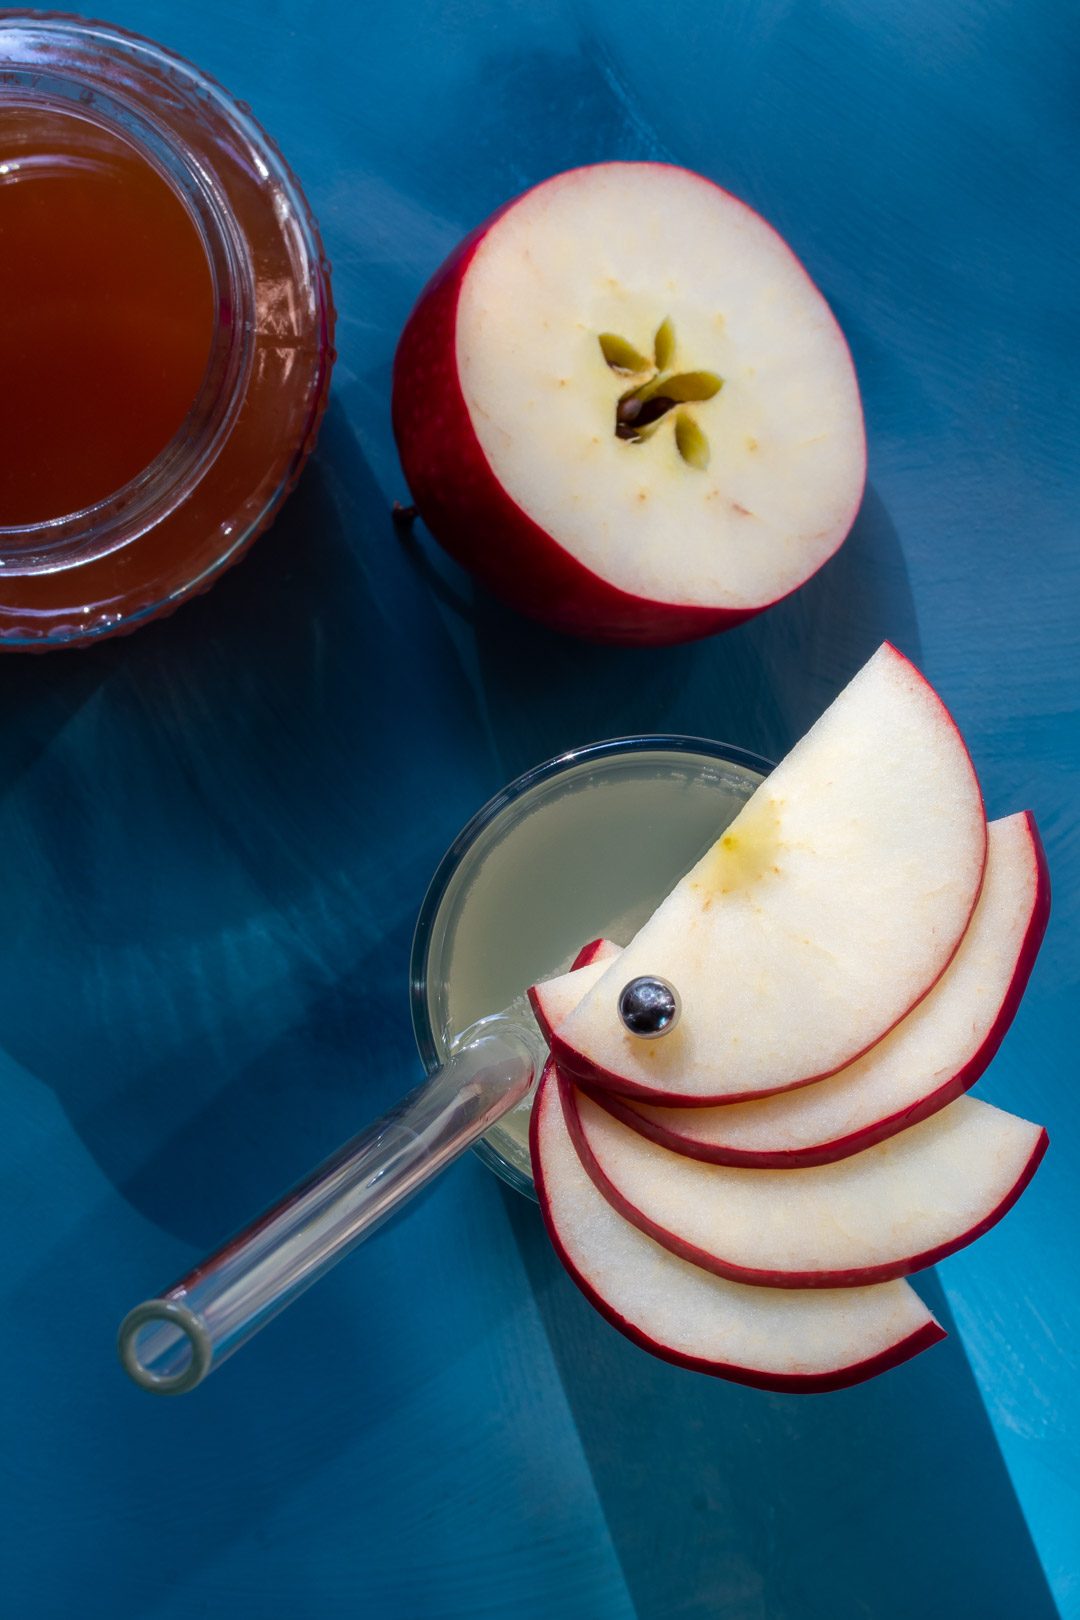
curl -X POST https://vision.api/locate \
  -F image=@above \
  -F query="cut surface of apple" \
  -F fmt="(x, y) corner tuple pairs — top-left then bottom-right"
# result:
(529, 939), (619, 1043)
(531, 1065), (945, 1390)
(594, 813), (1049, 1164)
(553, 645), (987, 1103)
(565, 1079), (1047, 1288)
(393, 161), (866, 644)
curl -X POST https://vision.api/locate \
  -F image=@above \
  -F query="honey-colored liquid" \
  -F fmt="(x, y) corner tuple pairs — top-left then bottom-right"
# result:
(0, 105), (213, 527)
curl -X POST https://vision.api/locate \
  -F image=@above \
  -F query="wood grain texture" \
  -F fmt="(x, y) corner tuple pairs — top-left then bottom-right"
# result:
(0, 0), (1076, 1615)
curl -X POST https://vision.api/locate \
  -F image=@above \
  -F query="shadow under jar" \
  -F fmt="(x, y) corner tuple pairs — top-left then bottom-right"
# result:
(0, 13), (334, 647)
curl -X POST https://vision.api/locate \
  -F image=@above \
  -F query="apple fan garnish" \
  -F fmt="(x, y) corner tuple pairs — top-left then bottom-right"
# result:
(585, 814), (1049, 1167)
(532, 1068), (946, 1394)
(528, 646), (1049, 1391)
(552, 644), (987, 1103)
(392, 162), (866, 644)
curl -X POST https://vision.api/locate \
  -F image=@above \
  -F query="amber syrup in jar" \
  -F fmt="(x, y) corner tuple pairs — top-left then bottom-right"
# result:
(0, 105), (215, 527)
(0, 15), (334, 647)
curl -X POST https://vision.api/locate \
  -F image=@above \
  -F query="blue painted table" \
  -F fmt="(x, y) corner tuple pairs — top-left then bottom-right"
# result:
(2, 3), (1077, 1616)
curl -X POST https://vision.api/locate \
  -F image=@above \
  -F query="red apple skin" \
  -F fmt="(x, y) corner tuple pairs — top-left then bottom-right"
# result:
(552, 643), (988, 1105)
(585, 811), (1051, 1166)
(391, 164), (866, 647)
(530, 1065), (946, 1392)
(560, 1073), (1048, 1290)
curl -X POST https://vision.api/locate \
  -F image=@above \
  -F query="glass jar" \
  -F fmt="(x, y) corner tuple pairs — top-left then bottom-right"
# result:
(0, 13), (335, 647)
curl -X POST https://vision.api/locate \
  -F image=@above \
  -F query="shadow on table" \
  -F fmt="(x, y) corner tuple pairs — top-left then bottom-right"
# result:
(505, 1187), (1057, 1620)
(1, 406), (546, 1598)
(447, 483), (923, 780)
(0, 405), (490, 1248)
(2, 1126), (500, 1616)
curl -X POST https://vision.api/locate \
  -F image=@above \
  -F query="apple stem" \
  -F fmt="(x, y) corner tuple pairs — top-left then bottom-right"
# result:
(392, 501), (419, 529)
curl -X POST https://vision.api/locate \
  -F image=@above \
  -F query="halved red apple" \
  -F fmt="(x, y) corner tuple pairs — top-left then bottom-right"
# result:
(588, 813), (1049, 1165)
(393, 161), (866, 645)
(553, 645), (987, 1103)
(564, 1078), (1047, 1288)
(532, 1064), (945, 1391)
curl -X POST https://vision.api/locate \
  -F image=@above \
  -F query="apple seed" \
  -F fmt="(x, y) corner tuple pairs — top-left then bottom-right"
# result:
(675, 411), (710, 470)
(653, 316), (675, 370)
(598, 332), (651, 373)
(660, 371), (723, 403)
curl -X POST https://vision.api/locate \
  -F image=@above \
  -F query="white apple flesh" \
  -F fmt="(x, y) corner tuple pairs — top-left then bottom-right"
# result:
(393, 162), (866, 644)
(565, 1078), (1047, 1287)
(532, 1064), (946, 1391)
(553, 645), (987, 1103)
(590, 813), (1049, 1164)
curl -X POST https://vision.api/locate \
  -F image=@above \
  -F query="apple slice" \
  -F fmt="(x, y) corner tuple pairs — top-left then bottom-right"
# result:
(564, 1079), (1047, 1288)
(529, 938), (620, 1043)
(595, 813), (1049, 1165)
(553, 645), (987, 1103)
(393, 161), (866, 645)
(531, 1065), (945, 1391)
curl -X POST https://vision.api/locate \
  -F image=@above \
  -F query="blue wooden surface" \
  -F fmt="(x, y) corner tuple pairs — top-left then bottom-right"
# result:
(1, 2), (1077, 1616)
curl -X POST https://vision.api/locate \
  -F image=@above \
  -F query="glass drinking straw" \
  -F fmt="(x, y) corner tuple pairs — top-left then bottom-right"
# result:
(119, 732), (760, 1396)
(118, 1017), (542, 1394)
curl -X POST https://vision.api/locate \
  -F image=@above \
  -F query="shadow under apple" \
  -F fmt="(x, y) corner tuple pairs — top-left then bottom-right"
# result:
(504, 1185), (1056, 1620)
(421, 482), (921, 784)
